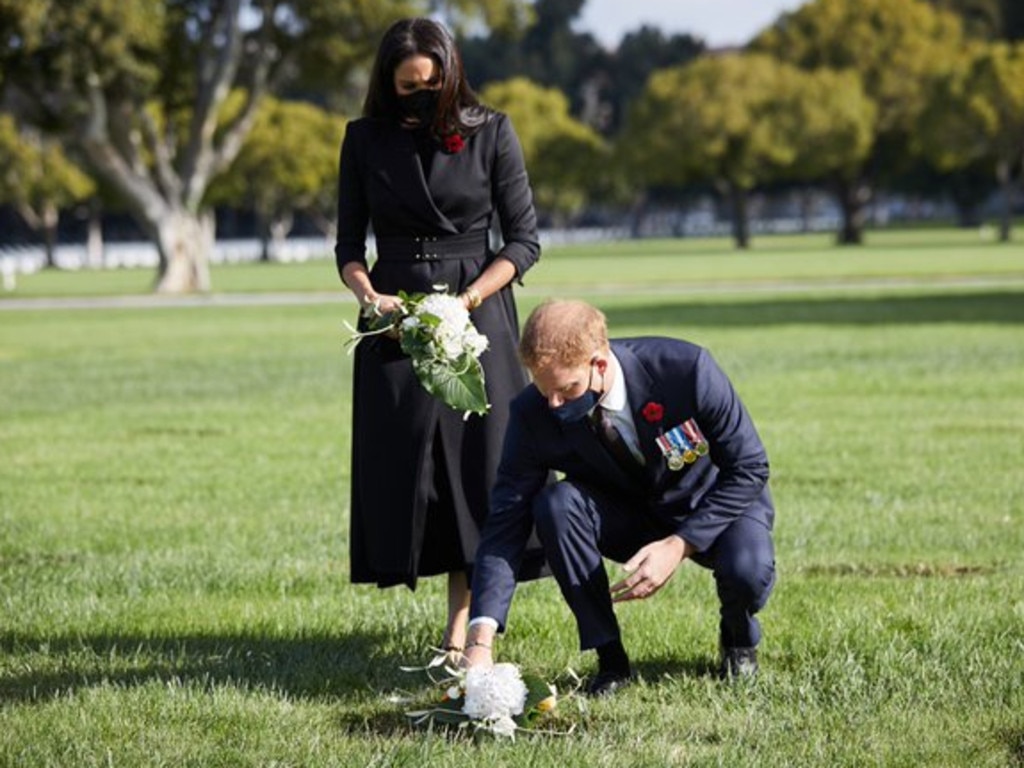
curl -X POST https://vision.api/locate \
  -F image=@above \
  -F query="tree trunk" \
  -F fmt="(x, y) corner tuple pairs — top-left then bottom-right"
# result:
(996, 159), (1013, 243)
(835, 177), (871, 245)
(307, 208), (336, 241)
(42, 203), (59, 269)
(270, 213), (292, 261)
(258, 213), (272, 263)
(629, 191), (649, 239)
(152, 209), (214, 293)
(86, 200), (104, 268)
(728, 183), (750, 249)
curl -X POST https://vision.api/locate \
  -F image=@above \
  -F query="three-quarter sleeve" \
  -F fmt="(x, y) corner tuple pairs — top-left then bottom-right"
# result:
(334, 122), (369, 280)
(491, 114), (540, 279)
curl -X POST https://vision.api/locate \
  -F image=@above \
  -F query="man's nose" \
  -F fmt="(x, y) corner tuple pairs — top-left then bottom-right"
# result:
(547, 394), (564, 409)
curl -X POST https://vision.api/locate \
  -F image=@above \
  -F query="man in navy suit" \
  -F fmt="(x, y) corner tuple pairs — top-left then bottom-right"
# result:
(463, 300), (776, 695)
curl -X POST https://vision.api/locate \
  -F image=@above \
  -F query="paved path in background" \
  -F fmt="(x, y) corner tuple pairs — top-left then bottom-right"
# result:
(1, 275), (1023, 312)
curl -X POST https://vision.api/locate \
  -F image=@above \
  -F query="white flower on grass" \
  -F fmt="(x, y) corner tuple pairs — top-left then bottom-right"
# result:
(486, 714), (519, 739)
(399, 651), (571, 739)
(462, 663), (528, 721)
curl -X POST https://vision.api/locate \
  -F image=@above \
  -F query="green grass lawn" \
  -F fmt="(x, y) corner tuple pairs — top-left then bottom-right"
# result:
(1, 231), (1023, 766)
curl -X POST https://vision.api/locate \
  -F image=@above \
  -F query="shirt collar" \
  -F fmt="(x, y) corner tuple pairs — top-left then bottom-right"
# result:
(597, 351), (629, 413)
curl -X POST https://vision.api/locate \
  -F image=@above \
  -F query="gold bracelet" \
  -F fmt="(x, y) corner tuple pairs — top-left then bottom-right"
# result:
(463, 286), (482, 311)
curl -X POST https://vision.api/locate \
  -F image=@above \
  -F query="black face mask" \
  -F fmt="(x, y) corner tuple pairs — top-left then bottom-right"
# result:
(550, 364), (603, 425)
(397, 89), (439, 125)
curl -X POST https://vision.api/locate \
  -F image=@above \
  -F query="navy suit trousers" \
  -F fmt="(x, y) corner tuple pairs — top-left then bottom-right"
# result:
(532, 480), (776, 652)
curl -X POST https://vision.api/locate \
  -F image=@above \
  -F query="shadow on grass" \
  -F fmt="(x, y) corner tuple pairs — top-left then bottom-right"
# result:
(599, 290), (1024, 328)
(633, 654), (719, 683)
(0, 630), (406, 706)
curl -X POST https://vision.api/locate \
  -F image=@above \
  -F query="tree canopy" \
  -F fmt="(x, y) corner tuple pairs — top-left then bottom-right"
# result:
(916, 40), (1024, 239)
(0, 114), (95, 265)
(620, 53), (875, 247)
(481, 77), (608, 223)
(750, 0), (967, 242)
(206, 95), (346, 257)
(0, 0), (530, 292)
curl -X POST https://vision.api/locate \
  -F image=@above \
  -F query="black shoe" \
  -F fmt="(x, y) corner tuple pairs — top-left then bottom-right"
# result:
(586, 668), (633, 697)
(719, 646), (758, 680)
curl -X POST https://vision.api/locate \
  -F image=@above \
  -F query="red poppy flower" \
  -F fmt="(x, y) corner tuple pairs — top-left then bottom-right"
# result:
(443, 133), (465, 153)
(642, 401), (664, 423)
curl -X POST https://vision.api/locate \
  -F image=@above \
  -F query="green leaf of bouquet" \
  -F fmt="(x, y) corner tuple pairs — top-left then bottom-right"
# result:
(405, 707), (471, 728)
(521, 672), (555, 713)
(413, 358), (489, 415)
(418, 312), (442, 330)
(399, 332), (431, 358)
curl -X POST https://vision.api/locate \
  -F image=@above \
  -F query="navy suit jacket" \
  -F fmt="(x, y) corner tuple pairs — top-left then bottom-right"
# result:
(471, 337), (775, 629)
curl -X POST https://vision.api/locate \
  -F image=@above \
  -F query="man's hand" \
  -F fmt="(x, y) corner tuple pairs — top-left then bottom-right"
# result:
(609, 535), (694, 603)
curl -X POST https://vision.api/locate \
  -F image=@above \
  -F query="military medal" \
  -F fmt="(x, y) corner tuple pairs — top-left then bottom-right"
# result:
(682, 419), (710, 456)
(667, 426), (697, 463)
(656, 419), (710, 470)
(655, 434), (686, 471)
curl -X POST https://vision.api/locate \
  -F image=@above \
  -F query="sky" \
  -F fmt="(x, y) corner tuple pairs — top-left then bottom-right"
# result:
(573, 0), (809, 49)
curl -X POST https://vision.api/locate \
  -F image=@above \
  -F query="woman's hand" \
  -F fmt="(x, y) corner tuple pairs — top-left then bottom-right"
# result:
(360, 292), (404, 319)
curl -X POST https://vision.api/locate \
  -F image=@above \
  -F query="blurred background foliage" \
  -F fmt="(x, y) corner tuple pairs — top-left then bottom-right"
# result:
(0, 0), (1021, 291)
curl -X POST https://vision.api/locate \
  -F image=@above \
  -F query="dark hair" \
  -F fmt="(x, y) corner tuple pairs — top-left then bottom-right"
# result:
(363, 17), (487, 138)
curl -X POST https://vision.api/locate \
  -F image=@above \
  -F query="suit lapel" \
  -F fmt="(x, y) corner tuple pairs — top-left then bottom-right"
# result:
(561, 418), (638, 490)
(613, 342), (669, 486)
(373, 126), (458, 233)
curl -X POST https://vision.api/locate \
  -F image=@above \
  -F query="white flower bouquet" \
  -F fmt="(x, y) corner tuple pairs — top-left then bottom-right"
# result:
(400, 651), (570, 740)
(345, 288), (490, 417)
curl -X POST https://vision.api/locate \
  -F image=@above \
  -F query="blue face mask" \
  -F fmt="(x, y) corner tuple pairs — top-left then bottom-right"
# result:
(551, 388), (600, 425)
(550, 364), (602, 425)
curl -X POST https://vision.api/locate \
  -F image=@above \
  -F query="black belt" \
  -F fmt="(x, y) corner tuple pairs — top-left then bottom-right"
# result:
(374, 231), (489, 262)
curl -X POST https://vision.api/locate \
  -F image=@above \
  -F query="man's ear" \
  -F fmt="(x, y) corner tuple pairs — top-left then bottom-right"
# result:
(592, 353), (609, 375)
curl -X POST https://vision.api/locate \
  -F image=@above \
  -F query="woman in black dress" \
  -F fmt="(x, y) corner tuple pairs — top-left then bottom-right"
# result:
(335, 18), (543, 654)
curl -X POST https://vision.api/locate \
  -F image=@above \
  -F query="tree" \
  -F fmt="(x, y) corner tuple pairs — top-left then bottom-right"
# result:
(620, 54), (874, 249)
(460, 4), (705, 137)
(480, 78), (608, 225)
(752, 0), (965, 244)
(1004, 0), (1024, 40)
(916, 41), (1024, 240)
(0, 114), (95, 268)
(206, 96), (345, 260)
(601, 26), (704, 134)
(925, 0), (1024, 39)
(0, 0), (529, 293)
(927, 0), (1003, 38)
(461, 0), (591, 90)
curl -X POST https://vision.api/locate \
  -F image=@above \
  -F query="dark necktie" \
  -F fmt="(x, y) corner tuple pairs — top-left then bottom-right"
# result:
(591, 408), (643, 477)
